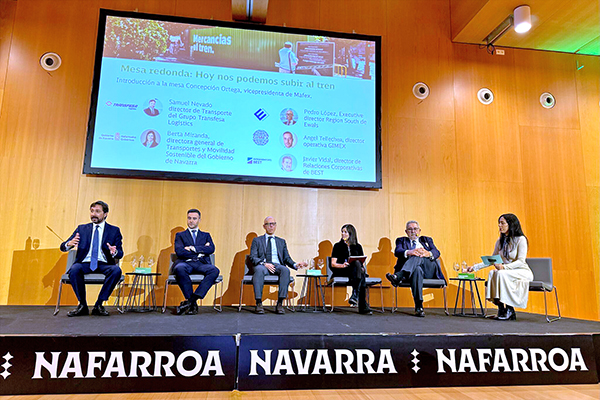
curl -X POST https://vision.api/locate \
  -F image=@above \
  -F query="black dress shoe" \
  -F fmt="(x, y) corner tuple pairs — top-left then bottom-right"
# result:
(255, 303), (265, 314)
(91, 305), (109, 316)
(386, 273), (400, 287)
(414, 307), (425, 317)
(275, 303), (285, 314)
(186, 302), (199, 315)
(359, 307), (373, 315)
(67, 304), (89, 317)
(176, 300), (192, 315)
(497, 306), (516, 320)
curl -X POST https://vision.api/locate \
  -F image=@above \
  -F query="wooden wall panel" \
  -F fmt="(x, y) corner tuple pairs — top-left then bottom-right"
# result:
(520, 126), (596, 319)
(514, 49), (580, 129)
(0, 0), (17, 112)
(266, 0), (320, 30)
(386, 0), (455, 121)
(0, 0), (598, 319)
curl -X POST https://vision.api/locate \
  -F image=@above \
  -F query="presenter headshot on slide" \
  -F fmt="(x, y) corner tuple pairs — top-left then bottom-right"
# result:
(282, 109), (297, 126)
(281, 155), (293, 172)
(172, 209), (219, 315)
(60, 201), (123, 317)
(386, 220), (445, 317)
(144, 99), (159, 116)
(283, 131), (295, 148)
(278, 41), (298, 73)
(331, 224), (372, 314)
(142, 130), (159, 148)
(465, 214), (532, 321)
(249, 217), (308, 314)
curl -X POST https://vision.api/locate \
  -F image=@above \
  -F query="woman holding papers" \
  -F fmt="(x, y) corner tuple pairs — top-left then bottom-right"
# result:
(331, 224), (372, 314)
(466, 214), (533, 320)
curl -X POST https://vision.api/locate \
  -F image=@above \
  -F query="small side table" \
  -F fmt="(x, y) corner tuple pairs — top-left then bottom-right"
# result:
(450, 277), (485, 317)
(297, 274), (327, 312)
(123, 272), (161, 312)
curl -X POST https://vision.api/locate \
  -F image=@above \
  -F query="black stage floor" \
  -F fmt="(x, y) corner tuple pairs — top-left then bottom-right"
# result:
(2, 305), (599, 336)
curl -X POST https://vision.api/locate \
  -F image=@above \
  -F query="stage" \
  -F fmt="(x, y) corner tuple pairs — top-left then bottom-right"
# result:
(1, 305), (598, 336)
(1, 306), (600, 395)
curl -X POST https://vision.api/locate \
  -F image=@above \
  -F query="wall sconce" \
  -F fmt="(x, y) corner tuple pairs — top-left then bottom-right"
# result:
(482, 4), (532, 52)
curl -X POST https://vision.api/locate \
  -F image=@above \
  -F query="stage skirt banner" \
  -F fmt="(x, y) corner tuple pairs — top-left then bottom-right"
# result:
(0, 335), (237, 395)
(237, 334), (599, 391)
(0, 333), (598, 394)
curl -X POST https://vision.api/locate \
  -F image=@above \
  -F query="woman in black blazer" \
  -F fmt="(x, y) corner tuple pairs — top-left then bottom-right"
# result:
(331, 224), (372, 314)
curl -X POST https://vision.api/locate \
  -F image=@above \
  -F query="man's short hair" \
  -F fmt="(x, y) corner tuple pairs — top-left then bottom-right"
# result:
(405, 220), (419, 229)
(187, 208), (201, 217)
(90, 201), (109, 213)
(149, 99), (156, 104)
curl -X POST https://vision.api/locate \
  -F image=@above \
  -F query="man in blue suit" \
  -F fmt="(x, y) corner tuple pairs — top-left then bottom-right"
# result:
(249, 216), (307, 314)
(173, 209), (219, 315)
(60, 201), (123, 317)
(386, 220), (445, 317)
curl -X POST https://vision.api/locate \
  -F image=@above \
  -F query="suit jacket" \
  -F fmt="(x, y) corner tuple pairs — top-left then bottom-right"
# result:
(394, 236), (441, 273)
(249, 234), (296, 271)
(174, 229), (215, 265)
(60, 222), (123, 265)
(144, 107), (159, 116)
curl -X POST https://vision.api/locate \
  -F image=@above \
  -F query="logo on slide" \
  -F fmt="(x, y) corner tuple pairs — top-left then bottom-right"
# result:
(254, 108), (268, 121)
(247, 157), (272, 165)
(252, 130), (269, 146)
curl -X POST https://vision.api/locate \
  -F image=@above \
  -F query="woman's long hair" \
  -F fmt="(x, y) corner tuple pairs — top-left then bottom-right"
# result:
(342, 224), (358, 246)
(499, 213), (527, 254)
(143, 131), (158, 147)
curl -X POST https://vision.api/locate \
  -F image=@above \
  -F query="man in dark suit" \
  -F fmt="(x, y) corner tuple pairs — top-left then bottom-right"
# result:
(60, 201), (123, 317)
(249, 216), (307, 314)
(144, 99), (159, 116)
(173, 209), (219, 315)
(386, 220), (445, 317)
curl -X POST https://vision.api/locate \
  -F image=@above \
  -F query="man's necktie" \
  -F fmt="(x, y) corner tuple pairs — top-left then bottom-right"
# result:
(266, 237), (273, 263)
(411, 240), (417, 250)
(191, 230), (197, 244)
(91, 225), (100, 271)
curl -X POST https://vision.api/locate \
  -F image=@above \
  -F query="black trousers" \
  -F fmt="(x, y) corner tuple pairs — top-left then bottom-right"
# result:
(173, 261), (220, 300)
(393, 257), (438, 304)
(331, 260), (367, 308)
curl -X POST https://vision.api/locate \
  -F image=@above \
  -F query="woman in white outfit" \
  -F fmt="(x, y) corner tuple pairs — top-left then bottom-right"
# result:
(466, 214), (533, 320)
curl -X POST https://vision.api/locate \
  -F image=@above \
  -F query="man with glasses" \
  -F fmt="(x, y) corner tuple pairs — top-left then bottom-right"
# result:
(386, 220), (445, 317)
(249, 216), (308, 314)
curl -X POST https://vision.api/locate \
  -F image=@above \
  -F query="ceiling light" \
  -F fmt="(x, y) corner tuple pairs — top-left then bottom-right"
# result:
(514, 5), (531, 33)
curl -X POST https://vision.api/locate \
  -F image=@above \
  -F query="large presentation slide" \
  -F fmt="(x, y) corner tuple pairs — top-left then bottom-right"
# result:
(84, 10), (381, 188)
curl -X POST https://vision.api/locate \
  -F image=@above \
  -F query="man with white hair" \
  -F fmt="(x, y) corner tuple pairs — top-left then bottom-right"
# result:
(386, 220), (445, 317)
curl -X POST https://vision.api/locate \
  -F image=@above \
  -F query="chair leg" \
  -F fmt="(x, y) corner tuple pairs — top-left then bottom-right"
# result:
(544, 287), (561, 323)
(391, 286), (398, 313)
(162, 282), (169, 313)
(443, 286), (449, 315)
(238, 282), (244, 312)
(53, 281), (64, 316)
(379, 285), (384, 313)
(115, 282), (125, 313)
(213, 280), (223, 312)
(329, 284), (335, 312)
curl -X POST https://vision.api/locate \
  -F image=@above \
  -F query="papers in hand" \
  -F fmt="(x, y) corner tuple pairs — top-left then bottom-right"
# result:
(348, 256), (367, 264)
(481, 255), (503, 266)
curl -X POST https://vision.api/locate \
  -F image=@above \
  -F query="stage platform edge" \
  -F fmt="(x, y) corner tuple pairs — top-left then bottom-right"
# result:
(1, 332), (599, 395)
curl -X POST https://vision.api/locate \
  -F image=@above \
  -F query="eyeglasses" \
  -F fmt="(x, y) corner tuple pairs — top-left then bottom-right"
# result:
(264, 222), (277, 226)
(406, 228), (420, 231)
